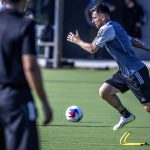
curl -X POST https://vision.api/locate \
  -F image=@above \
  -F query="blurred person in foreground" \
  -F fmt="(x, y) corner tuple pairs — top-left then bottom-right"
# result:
(67, 3), (150, 131)
(0, 0), (5, 11)
(0, 0), (53, 149)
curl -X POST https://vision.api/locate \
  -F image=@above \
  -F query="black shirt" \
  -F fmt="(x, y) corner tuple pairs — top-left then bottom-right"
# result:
(0, 9), (36, 88)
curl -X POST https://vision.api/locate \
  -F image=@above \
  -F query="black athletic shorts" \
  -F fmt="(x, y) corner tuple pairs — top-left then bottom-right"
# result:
(106, 66), (150, 104)
(0, 87), (39, 150)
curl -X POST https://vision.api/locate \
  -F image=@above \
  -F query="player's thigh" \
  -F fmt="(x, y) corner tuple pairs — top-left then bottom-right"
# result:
(99, 71), (128, 97)
(127, 66), (150, 104)
(99, 82), (120, 97)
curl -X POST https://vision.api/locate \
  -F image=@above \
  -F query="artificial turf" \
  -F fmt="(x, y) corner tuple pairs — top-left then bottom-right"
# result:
(34, 68), (150, 150)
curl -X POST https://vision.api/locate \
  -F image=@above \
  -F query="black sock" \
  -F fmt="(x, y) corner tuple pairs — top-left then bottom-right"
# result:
(119, 108), (131, 118)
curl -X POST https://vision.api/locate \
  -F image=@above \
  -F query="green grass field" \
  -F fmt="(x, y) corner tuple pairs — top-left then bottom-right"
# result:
(35, 68), (150, 150)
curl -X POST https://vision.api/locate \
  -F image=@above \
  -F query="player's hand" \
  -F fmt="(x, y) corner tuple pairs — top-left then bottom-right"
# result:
(42, 102), (53, 125)
(67, 30), (81, 44)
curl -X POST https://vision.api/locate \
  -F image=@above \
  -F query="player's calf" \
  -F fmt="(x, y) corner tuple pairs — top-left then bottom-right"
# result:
(99, 83), (119, 100)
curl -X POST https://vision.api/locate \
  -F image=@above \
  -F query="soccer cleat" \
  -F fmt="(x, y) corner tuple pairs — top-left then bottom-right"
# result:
(113, 114), (135, 131)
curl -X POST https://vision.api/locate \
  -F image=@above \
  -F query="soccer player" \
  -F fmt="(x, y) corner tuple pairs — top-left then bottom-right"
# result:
(0, 0), (53, 149)
(67, 3), (150, 131)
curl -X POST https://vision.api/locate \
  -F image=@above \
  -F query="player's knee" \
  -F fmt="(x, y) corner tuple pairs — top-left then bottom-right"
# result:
(144, 106), (150, 112)
(99, 87), (108, 100)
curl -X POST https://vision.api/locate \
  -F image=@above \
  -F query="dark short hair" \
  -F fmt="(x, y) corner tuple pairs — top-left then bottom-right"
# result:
(90, 3), (110, 15)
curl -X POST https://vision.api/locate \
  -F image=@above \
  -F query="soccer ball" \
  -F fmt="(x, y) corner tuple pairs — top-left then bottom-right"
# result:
(65, 106), (83, 122)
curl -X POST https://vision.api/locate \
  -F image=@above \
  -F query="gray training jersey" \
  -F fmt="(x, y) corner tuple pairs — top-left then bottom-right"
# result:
(93, 21), (145, 78)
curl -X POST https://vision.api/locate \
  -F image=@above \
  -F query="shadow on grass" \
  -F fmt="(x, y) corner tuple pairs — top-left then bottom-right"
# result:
(38, 123), (150, 129)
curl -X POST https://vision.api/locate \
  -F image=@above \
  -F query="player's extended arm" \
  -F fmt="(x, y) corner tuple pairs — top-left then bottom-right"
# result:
(67, 31), (101, 53)
(22, 55), (53, 125)
(131, 38), (150, 51)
